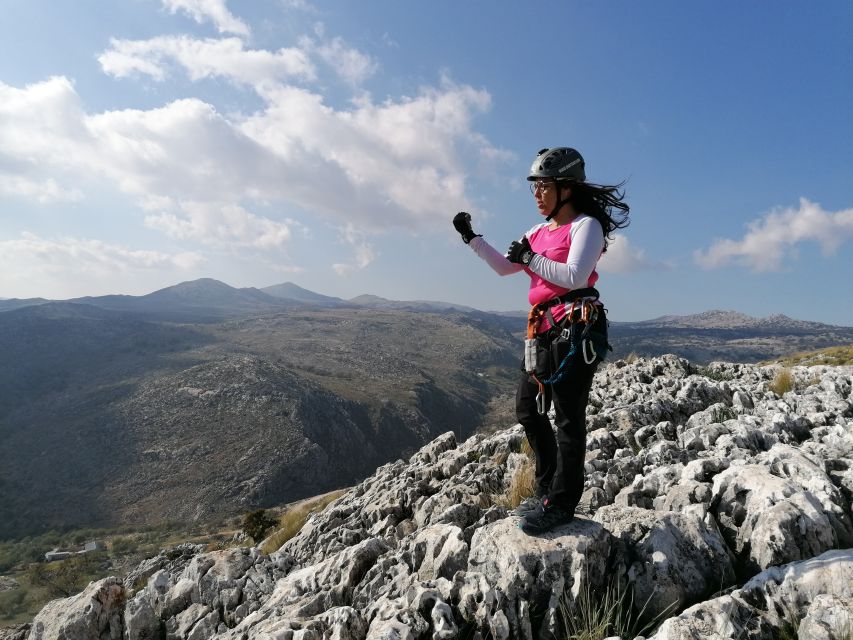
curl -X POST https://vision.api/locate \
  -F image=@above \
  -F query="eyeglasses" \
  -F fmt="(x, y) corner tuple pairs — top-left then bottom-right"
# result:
(529, 179), (554, 195)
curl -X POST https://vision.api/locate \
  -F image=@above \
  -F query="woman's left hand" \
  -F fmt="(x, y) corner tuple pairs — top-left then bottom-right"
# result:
(505, 237), (536, 265)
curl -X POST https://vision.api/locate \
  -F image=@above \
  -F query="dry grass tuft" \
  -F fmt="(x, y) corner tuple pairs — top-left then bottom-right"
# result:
(493, 437), (535, 510)
(260, 490), (346, 555)
(768, 368), (794, 396)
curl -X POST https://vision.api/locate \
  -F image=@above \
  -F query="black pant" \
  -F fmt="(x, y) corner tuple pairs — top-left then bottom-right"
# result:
(515, 313), (604, 510)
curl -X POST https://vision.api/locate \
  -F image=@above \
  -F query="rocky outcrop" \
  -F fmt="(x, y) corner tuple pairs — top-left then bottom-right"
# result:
(14, 356), (853, 639)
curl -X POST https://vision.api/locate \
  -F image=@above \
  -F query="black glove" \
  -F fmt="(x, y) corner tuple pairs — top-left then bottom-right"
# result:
(505, 236), (536, 265)
(453, 211), (481, 244)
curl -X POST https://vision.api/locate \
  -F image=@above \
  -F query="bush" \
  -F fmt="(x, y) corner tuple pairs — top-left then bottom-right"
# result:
(242, 510), (278, 543)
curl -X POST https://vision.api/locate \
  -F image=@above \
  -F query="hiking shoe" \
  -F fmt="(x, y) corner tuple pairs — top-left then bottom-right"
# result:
(519, 503), (574, 534)
(512, 495), (545, 517)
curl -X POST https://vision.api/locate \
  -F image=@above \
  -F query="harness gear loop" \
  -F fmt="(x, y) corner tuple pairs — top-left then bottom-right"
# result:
(526, 305), (548, 413)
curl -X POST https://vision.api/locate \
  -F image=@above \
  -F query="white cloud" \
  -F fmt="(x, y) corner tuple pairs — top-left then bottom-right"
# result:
(0, 232), (202, 279)
(0, 232), (204, 298)
(98, 36), (315, 85)
(598, 235), (669, 273)
(332, 224), (376, 275)
(0, 77), (92, 167)
(694, 198), (853, 271)
(145, 201), (292, 249)
(162, 0), (250, 36)
(0, 175), (82, 203)
(299, 34), (378, 86)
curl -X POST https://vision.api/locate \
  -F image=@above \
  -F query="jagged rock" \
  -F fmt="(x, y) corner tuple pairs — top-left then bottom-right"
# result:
(650, 549), (853, 639)
(29, 577), (124, 640)
(797, 594), (853, 640)
(465, 517), (611, 640)
(593, 505), (735, 619)
(0, 626), (30, 640)
(228, 538), (389, 638)
(711, 458), (844, 575)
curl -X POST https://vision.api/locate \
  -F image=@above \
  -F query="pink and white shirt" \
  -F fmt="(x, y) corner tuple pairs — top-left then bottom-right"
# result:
(469, 214), (605, 332)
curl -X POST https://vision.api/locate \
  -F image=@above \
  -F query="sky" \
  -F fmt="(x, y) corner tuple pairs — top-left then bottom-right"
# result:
(1, 1), (851, 324)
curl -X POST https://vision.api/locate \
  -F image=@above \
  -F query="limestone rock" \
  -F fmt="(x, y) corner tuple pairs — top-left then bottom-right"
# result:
(29, 577), (124, 640)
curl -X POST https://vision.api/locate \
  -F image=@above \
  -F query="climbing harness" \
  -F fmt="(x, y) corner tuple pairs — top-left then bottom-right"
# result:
(523, 288), (606, 414)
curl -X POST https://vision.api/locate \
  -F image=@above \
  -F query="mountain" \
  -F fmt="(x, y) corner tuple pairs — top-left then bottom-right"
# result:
(348, 294), (480, 314)
(634, 309), (836, 331)
(66, 278), (295, 323)
(0, 297), (50, 312)
(261, 282), (345, 307)
(608, 309), (853, 364)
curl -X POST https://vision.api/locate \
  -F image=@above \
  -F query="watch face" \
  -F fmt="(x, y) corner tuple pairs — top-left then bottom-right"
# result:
(522, 250), (533, 265)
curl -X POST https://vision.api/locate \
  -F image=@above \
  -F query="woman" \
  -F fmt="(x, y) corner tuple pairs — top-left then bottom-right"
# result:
(452, 147), (629, 533)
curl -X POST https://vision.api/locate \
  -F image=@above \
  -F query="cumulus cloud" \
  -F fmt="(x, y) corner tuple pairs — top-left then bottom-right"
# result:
(598, 235), (669, 273)
(3, 19), (508, 274)
(145, 201), (292, 249)
(98, 36), (315, 85)
(694, 198), (853, 271)
(162, 0), (250, 36)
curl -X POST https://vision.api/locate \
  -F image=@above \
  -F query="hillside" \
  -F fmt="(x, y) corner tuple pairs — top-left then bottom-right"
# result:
(0, 304), (518, 539)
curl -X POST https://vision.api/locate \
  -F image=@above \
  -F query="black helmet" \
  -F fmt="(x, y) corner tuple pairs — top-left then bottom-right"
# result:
(527, 147), (586, 182)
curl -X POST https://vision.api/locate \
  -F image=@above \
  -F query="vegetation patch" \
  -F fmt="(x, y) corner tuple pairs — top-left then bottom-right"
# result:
(559, 572), (676, 640)
(693, 366), (735, 381)
(767, 345), (853, 367)
(260, 490), (347, 556)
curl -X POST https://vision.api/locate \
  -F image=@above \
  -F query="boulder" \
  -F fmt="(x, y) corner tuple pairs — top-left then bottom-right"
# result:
(29, 577), (124, 640)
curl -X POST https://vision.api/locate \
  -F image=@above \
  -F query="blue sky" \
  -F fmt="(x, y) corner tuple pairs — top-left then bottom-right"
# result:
(1, 1), (851, 324)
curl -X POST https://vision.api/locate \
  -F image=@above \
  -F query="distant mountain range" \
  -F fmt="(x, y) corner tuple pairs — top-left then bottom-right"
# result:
(1, 279), (851, 538)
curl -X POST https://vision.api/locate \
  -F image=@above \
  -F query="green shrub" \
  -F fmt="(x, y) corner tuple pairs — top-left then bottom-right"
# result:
(710, 405), (737, 423)
(242, 509), (279, 543)
(0, 588), (28, 621)
(27, 551), (108, 599)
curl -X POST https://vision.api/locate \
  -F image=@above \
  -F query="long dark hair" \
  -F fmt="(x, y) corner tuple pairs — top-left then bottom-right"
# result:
(561, 180), (630, 252)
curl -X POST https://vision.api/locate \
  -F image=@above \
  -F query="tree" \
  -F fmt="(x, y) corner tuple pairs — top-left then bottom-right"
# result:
(242, 509), (278, 543)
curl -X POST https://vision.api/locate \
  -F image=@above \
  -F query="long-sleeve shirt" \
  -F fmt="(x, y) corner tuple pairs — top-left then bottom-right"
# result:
(469, 214), (604, 331)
